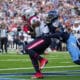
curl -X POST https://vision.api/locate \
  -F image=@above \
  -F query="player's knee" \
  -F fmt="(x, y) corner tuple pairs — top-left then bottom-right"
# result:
(25, 47), (33, 55)
(74, 60), (80, 65)
(23, 46), (30, 54)
(25, 48), (30, 54)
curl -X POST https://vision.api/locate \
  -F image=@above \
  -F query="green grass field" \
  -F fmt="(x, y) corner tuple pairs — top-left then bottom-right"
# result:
(0, 51), (80, 80)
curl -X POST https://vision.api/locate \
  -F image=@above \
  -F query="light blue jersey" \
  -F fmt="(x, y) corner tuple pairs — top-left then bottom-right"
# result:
(67, 33), (80, 62)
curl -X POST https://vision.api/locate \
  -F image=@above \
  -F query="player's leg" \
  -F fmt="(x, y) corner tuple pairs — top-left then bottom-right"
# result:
(0, 38), (4, 53)
(24, 38), (50, 78)
(25, 38), (50, 68)
(27, 49), (43, 78)
(4, 37), (8, 53)
(67, 34), (80, 65)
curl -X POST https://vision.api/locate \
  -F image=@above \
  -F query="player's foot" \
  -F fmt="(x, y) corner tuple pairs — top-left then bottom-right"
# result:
(39, 58), (48, 70)
(32, 72), (43, 79)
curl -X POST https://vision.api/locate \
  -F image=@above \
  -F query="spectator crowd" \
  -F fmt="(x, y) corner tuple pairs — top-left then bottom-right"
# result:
(0, 0), (80, 53)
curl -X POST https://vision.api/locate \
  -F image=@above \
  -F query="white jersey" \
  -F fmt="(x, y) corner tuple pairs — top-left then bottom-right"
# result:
(0, 29), (8, 38)
(72, 25), (80, 39)
(35, 21), (49, 37)
(23, 32), (34, 43)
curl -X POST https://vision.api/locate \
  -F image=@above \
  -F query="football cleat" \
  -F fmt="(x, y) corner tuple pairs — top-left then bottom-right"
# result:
(39, 58), (48, 70)
(32, 72), (43, 79)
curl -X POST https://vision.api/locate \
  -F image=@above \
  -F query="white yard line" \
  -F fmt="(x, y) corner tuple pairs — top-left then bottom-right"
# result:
(0, 59), (30, 62)
(0, 65), (79, 71)
(0, 78), (28, 80)
(49, 57), (69, 60)
(61, 62), (71, 63)
(0, 57), (70, 62)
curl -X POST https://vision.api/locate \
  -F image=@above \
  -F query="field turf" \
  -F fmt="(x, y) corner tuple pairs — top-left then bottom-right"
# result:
(0, 51), (80, 80)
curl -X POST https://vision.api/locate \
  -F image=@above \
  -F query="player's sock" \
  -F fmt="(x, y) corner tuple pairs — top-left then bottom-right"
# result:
(29, 55), (40, 72)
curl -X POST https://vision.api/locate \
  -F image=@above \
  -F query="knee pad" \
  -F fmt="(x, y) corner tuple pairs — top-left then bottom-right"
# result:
(74, 60), (80, 65)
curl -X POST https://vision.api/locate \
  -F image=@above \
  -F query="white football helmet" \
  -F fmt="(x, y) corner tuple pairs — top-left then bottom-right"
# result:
(21, 7), (35, 19)
(30, 16), (40, 25)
